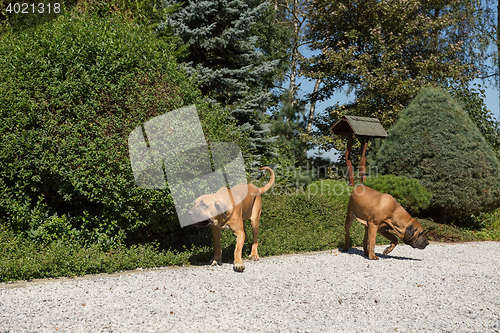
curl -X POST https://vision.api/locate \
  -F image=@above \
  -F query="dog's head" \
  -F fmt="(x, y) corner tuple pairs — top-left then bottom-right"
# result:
(402, 220), (429, 250)
(188, 194), (229, 228)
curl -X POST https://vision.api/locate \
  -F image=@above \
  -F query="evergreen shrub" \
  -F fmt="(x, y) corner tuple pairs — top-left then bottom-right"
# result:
(0, 11), (248, 244)
(373, 86), (500, 222)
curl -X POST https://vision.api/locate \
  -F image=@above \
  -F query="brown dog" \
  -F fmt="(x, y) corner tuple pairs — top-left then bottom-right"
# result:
(188, 167), (274, 272)
(343, 185), (429, 260)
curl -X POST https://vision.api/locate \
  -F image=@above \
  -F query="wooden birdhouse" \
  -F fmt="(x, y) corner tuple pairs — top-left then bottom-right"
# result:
(329, 116), (388, 186)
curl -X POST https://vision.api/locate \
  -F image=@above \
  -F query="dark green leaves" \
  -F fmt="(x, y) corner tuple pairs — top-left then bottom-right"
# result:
(373, 86), (500, 220)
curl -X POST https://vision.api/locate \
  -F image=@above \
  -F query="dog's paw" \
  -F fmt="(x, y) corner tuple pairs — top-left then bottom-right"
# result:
(383, 245), (395, 256)
(210, 259), (221, 266)
(368, 255), (379, 260)
(249, 254), (260, 261)
(233, 263), (245, 272)
(342, 247), (349, 253)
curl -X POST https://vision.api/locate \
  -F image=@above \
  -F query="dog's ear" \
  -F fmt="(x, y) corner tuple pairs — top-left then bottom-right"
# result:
(405, 224), (416, 238)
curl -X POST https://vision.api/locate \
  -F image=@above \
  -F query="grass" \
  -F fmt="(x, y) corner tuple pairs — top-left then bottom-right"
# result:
(1, 179), (499, 283)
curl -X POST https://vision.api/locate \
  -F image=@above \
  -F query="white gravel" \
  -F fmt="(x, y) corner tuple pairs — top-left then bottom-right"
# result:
(1, 241), (500, 333)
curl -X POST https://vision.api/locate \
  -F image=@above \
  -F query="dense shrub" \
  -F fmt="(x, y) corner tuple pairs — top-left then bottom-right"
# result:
(0, 11), (249, 244)
(257, 180), (353, 255)
(0, 224), (192, 282)
(475, 208), (500, 231)
(373, 86), (500, 222)
(364, 175), (432, 214)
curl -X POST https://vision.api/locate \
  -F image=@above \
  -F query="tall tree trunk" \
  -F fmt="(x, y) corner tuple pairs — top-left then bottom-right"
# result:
(497, 0), (499, 118)
(288, 0), (300, 108)
(306, 78), (321, 133)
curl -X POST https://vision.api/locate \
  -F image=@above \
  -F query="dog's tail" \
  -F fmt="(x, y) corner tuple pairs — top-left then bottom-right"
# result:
(258, 166), (275, 194)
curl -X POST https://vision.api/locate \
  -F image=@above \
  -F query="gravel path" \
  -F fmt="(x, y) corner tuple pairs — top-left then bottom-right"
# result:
(1, 242), (500, 332)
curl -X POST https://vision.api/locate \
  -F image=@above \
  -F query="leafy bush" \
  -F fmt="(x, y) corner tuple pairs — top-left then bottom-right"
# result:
(0, 11), (249, 244)
(475, 208), (500, 231)
(364, 175), (432, 214)
(0, 224), (192, 282)
(373, 86), (500, 222)
(251, 179), (353, 255)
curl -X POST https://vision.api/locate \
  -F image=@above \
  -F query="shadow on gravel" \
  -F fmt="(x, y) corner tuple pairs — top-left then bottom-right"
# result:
(342, 247), (422, 261)
(188, 259), (237, 267)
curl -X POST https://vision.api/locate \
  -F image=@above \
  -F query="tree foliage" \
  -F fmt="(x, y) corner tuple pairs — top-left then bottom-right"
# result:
(373, 86), (500, 221)
(268, 89), (309, 165)
(451, 84), (500, 159)
(303, 0), (476, 147)
(457, 0), (498, 85)
(271, 0), (308, 99)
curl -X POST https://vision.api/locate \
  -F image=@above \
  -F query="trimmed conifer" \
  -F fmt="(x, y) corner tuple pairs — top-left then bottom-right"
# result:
(373, 86), (500, 222)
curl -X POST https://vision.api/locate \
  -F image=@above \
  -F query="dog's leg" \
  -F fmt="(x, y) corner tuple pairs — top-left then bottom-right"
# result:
(343, 210), (355, 252)
(211, 226), (222, 266)
(249, 197), (261, 261)
(232, 229), (246, 272)
(367, 222), (379, 260)
(378, 229), (398, 256)
(363, 226), (369, 257)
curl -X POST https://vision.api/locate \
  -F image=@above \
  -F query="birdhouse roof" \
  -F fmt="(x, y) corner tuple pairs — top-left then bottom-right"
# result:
(329, 116), (388, 139)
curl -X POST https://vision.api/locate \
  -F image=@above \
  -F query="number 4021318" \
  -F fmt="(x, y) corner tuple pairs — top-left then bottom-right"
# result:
(6, 3), (61, 14)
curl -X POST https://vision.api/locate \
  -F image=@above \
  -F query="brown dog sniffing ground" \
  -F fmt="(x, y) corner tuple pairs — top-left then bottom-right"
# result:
(188, 167), (274, 272)
(343, 185), (429, 260)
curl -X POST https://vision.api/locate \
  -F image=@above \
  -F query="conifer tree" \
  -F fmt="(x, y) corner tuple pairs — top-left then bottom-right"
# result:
(269, 89), (309, 164)
(373, 86), (500, 222)
(162, 0), (287, 165)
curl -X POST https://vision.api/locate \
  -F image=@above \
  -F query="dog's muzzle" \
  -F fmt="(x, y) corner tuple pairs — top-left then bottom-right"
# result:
(403, 234), (429, 249)
(414, 237), (429, 249)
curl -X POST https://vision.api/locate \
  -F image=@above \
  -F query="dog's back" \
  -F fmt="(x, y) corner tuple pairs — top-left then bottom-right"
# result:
(348, 185), (401, 222)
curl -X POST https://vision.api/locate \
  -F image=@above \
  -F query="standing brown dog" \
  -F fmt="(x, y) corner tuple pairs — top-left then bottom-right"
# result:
(188, 167), (274, 272)
(343, 185), (429, 260)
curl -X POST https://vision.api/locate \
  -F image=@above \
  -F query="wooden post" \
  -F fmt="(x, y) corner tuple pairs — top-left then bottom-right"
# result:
(346, 135), (354, 186)
(359, 138), (368, 184)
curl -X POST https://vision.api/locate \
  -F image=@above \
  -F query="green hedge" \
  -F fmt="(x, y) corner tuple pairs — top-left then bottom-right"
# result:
(0, 223), (193, 282)
(364, 175), (432, 214)
(0, 11), (249, 245)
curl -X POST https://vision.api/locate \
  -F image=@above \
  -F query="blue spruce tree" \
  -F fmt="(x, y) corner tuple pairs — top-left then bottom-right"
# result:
(161, 0), (285, 166)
